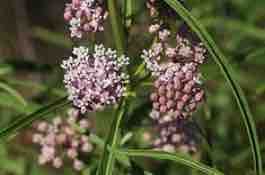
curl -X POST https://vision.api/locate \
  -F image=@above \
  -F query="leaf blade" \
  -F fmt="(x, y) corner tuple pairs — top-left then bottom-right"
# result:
(0, 96), (69, 140)
(114, 149), (224, 175)
(0, 82), (27, 107)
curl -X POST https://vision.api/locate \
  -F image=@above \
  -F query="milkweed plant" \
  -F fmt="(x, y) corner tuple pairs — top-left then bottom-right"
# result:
(0, 0), (263, 175)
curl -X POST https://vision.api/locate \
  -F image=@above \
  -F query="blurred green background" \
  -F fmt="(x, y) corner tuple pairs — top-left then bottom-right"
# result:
(0, 0), (265, 174)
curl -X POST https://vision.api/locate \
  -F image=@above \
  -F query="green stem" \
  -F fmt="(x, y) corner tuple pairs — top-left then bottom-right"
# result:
(107, 0), (126, 54)
(97, 100), (128, 175)
(106, 100), (127, 174)
(124, 0), (134, 28)
(96, 1), (128, 175)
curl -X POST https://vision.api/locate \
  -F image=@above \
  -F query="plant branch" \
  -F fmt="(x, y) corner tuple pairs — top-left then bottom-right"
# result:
(107, 0), (126, 54)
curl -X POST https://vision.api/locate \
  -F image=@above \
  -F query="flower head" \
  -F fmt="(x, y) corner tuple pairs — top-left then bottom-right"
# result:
(149, 63), (204, 119)
(62, 44), (130, 113)
(142, 20), (206, 154)
(152, 116), (200, 154)
(64, 0), (108, 38)
(32, 109), (93, 171)
(142, 29), (206, 76)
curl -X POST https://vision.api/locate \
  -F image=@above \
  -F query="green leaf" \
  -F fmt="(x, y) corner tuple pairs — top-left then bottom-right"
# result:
(163, 0), (263, 174)
(0, 64), (13, 75)
(90, 134), (105, 148)
(120, 132), (133, 145)
(0, 92), (39, 113)
(113, 149), (223, 175)
(0, 82), (27, 107)
(0, 96), (69, 140)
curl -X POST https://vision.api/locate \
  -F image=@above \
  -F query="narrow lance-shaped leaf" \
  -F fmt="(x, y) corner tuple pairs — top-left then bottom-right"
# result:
(0, 96), (70, 140)
(0, 64), (13, 75)
(163, 0), (263, 174)
(0, 82), (27, 107)
(113, 149), (224, 175)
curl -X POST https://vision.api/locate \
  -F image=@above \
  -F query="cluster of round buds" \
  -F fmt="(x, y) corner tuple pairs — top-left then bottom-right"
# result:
(64, 0), (108, 38)
(61, 44), (130, 114)
(142, 14), (207, 154)
(32, 108), (93, 171)
(150, 63), (204, 121)
(151, 115), (200, 154)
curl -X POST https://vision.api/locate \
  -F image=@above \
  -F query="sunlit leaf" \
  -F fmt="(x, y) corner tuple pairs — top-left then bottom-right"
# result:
(114, 149), (224, 175)
(0, 82), (27, 107)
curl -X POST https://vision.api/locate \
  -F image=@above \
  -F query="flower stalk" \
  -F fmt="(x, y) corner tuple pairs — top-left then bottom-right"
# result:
(107, 0), (126, 55)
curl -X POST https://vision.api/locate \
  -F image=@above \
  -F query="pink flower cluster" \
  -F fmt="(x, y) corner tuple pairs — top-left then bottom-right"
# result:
(143, 24), (206, 74)
(61, 45), (130, 113)
(152, 116), (200, 154)
(142, 14), (207, 153)
(64, 0), (108, 38)
(149, 63), (204, 123)
(32, 109), (93, 171)
(142, 24), (206, 121)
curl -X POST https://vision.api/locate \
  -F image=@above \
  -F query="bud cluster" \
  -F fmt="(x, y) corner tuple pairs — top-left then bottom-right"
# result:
(150, 63), (204, 122)
(62, 45), (130, 113)
(64, 0), (108, 38)
(142, 8), (207, 152)
(32, 109), (93, 171)
(142, 24), (206, 119)
(151, 115), (200, 154)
